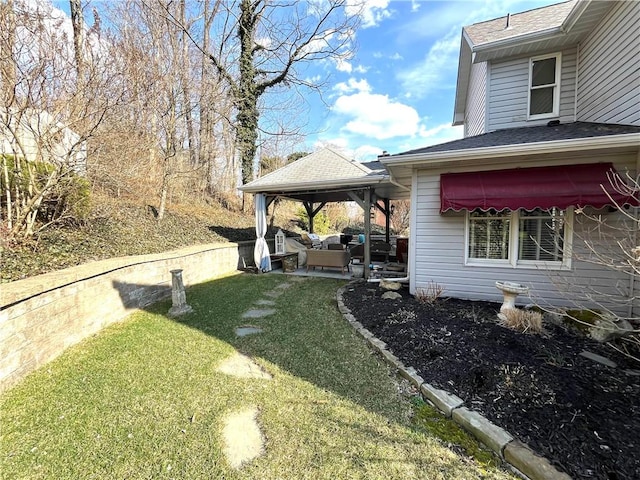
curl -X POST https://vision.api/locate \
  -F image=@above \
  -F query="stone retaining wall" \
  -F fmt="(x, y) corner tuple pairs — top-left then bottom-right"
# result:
(0, 240), (265, 394)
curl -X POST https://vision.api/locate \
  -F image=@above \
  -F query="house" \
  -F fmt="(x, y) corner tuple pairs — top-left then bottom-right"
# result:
(381, 0), (640, 315)
(0, 108), (87, 174)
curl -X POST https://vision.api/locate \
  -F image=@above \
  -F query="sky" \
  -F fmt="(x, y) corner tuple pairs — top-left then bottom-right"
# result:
(46, 0), (563, 161)
(308, 0), (563, 160)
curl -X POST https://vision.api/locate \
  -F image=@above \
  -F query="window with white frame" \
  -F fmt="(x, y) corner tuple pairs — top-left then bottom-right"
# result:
(466, 208), (570, 268)
(528, 53), (561, 119)
(468, 210), (511, 260)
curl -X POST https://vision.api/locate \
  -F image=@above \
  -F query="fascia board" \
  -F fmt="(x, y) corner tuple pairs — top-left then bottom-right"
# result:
(561, 0), (591, 33)
(453, 33), (473, 125)
(239, 175), (388, 193)
(472, 26), (564, 62)
(381, 134), (640, 168)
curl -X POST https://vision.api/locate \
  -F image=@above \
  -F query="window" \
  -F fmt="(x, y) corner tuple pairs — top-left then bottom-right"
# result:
(528, 53), (561, 119)
(518, 209), (565, 262)
(468, 210), (510, 260)
(466, 208), (571, 268)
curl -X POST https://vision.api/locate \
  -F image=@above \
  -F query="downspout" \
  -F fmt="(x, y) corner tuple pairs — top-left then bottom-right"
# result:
(368, 276), (409, 284)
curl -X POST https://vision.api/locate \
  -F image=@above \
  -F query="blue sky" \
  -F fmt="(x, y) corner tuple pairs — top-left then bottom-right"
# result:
(308, 0), (562, 160)
(47, 0), (562, 160)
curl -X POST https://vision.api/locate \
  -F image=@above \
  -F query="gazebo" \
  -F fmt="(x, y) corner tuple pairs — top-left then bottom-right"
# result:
(240, 148), (409, 279)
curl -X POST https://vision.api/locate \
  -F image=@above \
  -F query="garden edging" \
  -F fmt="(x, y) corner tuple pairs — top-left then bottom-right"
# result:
(336, 284), (571, 480)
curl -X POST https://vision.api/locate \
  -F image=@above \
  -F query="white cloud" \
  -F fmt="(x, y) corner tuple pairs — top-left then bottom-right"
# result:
(335, 58), (353, 73)
(396, 30), (461, 99)
(333, 78), (371, 94)
(346, 0), (393, 29)
(313, 137), (350, 153)
(333, 92), (421, 140)
(311, 139), (382, 162)
(353, 144), (384, 161)
(395, 123), (464, 153)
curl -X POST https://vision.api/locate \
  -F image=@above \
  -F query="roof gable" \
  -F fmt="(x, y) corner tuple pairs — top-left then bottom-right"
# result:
(464, 0), (575, 47)
(242, 148), (372, 191)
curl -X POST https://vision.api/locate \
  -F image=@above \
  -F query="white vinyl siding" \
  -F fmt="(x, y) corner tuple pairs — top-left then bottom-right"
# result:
(464, 61), (487, 137)
(577, 1), (640, 126)
(411, 153), (637, 316)
(487, 47), (577, 130)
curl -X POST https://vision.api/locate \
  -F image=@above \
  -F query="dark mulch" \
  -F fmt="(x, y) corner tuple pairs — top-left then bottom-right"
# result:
(341, 282), (640, 480)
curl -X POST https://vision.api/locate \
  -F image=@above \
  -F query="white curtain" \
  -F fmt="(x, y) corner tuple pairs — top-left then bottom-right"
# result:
(254, 194), (272, 272)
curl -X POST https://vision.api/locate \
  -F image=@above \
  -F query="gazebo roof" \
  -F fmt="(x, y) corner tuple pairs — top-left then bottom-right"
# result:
(240, 148), (409, 202)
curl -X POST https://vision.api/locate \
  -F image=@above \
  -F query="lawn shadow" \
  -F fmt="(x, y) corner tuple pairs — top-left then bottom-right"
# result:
(113, 273), (413, 422)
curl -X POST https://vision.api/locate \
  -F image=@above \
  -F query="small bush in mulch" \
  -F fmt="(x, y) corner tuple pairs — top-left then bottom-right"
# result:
(341, 282), (640, 480)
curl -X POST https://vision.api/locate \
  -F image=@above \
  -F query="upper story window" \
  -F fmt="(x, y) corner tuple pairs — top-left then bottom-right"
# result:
(528, 53), (561, 120)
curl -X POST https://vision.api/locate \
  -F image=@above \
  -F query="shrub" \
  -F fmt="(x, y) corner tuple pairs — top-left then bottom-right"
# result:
(415, 281), (445, 305)
(499, 308), (543, 334)
(1, 154), (92, 231)
(296, 207), (331, 234)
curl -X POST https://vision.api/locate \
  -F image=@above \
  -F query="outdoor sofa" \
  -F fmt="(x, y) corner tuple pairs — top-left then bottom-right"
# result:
(306, 248), (350, 275)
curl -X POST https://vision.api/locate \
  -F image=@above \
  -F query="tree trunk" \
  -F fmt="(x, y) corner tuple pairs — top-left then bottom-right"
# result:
(179, 0), (197, 166)
(1, 156), (12, 229)
(237, 0), (259, 186)
(69, 0), (85, 84)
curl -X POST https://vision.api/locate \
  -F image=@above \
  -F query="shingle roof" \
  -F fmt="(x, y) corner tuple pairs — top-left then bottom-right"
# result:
(241, 147), (377, 190)
(464, 0), (576, 47)
(393, 122), (640, 156)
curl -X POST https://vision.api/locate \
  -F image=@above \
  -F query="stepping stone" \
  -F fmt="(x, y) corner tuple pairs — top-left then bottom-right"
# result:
(275, 282), (293, 290)
(222, 406), (265, 469)
(216, 352), (272, 380)
(264, 290), (283, 298)
(235, 325), (263, 337)
(242, 308), (275, 319)
(255, 299), (276, 306)
(579, 350), (617, 368)
(382, 291), (402, 300)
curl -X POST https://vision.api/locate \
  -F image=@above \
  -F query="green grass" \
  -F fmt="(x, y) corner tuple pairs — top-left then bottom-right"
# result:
(0, 274), (515, 479)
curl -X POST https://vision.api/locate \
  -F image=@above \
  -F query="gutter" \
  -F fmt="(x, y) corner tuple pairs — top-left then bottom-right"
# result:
(381, 133), (640, 169)
(240, 174), (388, 194)
(472, 26), (564, 55)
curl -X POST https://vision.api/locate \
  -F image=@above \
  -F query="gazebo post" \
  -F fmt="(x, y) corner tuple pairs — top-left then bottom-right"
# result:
(303, 201), (327, 234)
(383, 198), (391, 244)
(364, 188), (371, 280)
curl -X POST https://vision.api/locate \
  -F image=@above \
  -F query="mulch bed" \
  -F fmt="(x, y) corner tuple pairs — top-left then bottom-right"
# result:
(341, 282), (640, 480)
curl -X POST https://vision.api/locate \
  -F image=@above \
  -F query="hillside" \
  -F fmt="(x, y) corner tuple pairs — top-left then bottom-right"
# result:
(0, 192), (299, 283)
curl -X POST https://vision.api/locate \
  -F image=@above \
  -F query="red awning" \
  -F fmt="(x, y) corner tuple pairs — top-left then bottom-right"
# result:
(440, 162), (638, 213)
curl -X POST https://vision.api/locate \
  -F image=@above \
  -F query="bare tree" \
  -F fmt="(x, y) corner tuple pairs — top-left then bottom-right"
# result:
(0, 0), (121, 237)
(536, 170), (640, 362)
(166, 0), (361, 191)
(391, 200), (411, 234)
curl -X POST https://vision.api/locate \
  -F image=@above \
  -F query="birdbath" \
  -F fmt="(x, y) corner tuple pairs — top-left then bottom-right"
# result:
(495, 281), (529, 312)
(168, 269), (193, 317)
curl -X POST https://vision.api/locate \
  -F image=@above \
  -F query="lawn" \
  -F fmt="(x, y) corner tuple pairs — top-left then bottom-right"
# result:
(0, 274), (514, 479)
